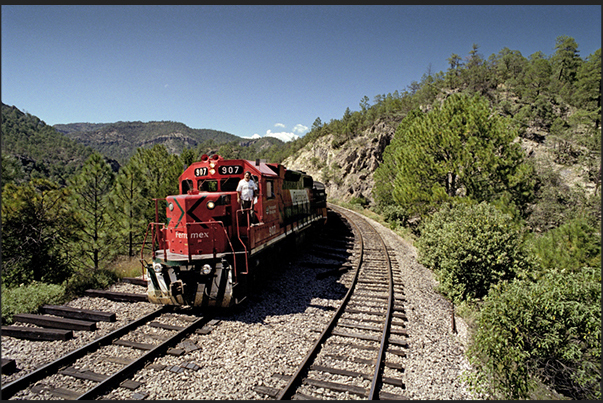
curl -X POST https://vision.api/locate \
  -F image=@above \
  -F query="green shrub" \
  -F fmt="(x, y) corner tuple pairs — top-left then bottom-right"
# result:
(468, 267), (601, 399)
(416, 202), (528, 302)
(526, 217), (601, 274)
(64, 269), (118, 299)
(2, 282), (66, 325)
(376, 204), (407, 224)
(309, 156), (325, 170)
(349, 196), (369, 208)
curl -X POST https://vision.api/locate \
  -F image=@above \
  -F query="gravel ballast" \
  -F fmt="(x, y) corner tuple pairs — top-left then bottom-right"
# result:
(2, 210), (481, 399)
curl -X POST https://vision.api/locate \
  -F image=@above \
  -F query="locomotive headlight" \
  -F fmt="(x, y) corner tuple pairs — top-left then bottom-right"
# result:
(207, 200), (216, 210)
(168, 202), (174, 211)
(201, 264), (212, 275)
(209, 168), (215, 175)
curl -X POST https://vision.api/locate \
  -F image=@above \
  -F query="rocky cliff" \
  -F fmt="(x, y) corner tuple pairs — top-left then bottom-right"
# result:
(282, 118), (399, 204)
(282, 117), (599, 207)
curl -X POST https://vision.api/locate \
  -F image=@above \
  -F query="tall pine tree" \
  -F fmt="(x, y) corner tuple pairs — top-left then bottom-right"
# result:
(107, 164), (147, 257)
(68, 153), (116, 270)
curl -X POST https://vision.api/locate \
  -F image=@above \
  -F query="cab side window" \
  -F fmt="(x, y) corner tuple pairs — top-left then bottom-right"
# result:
(266, 180), (275, 199)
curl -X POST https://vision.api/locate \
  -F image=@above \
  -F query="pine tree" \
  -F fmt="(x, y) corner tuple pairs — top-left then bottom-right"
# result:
(68, 153), (116, 270)
(375, 93), (535, 219)
(128, 145), (182, 225)
(1, 179), (80, 286)
(107, 164), (148, 257)
(573, 48), (602, 130)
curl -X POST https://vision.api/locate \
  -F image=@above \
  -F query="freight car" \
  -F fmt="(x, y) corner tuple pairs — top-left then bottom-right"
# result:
(140, 154), (327, 307)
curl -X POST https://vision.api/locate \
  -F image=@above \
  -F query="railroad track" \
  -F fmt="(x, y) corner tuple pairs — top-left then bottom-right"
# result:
(1, 305), (215, 400)
(258, 205), (409, 400)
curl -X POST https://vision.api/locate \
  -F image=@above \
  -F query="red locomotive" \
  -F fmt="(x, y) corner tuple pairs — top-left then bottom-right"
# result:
(140, 154), (327, 307)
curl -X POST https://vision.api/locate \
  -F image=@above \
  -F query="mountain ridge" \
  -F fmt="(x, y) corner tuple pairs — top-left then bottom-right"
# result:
(53, 120), (241, 163)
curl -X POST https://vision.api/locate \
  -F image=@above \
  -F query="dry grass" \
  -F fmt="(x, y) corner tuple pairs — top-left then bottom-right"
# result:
(109, 255), (145, 279)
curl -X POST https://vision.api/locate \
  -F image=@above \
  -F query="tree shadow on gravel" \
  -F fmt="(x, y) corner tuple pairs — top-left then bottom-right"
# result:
(213, 209), (355, 324)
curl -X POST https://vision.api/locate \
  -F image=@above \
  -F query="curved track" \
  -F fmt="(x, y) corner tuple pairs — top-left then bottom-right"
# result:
(277, 205), (408, 400)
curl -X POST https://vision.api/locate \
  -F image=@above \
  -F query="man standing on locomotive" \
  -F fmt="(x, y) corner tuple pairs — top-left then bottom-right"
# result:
(237, 171), (258, 224)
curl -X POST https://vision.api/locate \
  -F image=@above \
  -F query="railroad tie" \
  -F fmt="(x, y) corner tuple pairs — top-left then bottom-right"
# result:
(292, 391), (318, 400)
(113, 339), (155, 350)
(387, 348), (407, 357)
(304, 378), (368, 398)
(2, 325), (73, 341)
(389, 327), (408, 336)
(337, 321), (383, 332)
(310, 364), (372, 380)
(105, 356), (135, 365)
(13, 313), (96, 331)
(323, 353), (375, 366)
(131, 391), (149, 400)
(167, 348), (185, 356)
(331, 328), (381, 342)
(120, 380), (143, 390)
(48, 386), (81, 400)
(1, 358), (17, 374)
(84, 289), (148, 302)
(40, 305), (116, 322)
(59, 366), (109, 382)
(149, 321), (185, 331)
(382, 376), (405, 387)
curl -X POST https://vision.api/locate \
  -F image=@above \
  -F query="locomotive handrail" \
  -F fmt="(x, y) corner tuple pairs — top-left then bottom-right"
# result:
(235, 207), (254, 275)
(140, 222), (166, 266)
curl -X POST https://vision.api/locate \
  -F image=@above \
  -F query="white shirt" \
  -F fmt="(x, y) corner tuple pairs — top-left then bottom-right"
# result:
(236, 178), (258, 201)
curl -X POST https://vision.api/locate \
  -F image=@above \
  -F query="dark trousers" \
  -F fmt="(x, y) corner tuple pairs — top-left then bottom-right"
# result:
(240, 200), (258, 224)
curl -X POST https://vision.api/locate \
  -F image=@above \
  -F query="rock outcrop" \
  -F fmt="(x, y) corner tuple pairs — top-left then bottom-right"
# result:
(282, 119), (398, 204)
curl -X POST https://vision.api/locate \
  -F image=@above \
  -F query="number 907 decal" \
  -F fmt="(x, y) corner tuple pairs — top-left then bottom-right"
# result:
(218, 165), (243, 175)
(194, 167), (208, 177)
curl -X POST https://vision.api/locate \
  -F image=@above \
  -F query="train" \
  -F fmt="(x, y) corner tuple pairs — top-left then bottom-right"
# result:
(140, 154), (327, 308)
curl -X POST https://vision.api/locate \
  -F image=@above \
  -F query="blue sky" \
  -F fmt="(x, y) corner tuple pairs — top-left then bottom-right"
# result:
(2, 5), (601, 141)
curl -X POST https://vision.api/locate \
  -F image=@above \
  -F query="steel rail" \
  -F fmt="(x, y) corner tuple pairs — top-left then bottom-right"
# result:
(349, 208), (394, 400)
(276, 207), (364, 400)
(276, 205), (395, 400)
(1, 306), (167, 400)
(76, 313), (210, 400)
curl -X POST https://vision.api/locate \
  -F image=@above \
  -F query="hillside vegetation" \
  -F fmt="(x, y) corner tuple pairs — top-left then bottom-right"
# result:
(1, 36), (600, 399)
(1, 104), (96, 186)
(54, 120), (240, 164)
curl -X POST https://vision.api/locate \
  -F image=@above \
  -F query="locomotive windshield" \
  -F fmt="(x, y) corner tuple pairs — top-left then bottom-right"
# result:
(182, 179), (193, 194)
(198, 179), (218, 192)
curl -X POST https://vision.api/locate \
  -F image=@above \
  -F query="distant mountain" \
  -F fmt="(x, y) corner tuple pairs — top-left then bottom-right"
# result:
(53, 120), (241, 164)
(2, 102), (292, 189)
(53, 122), (111, 134)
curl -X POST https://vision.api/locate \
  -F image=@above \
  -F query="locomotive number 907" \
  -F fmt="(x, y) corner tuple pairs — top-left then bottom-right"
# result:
(218, 165), (243, 175)
(194, 165), (243, 177)
(194, 167), (208, 177)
